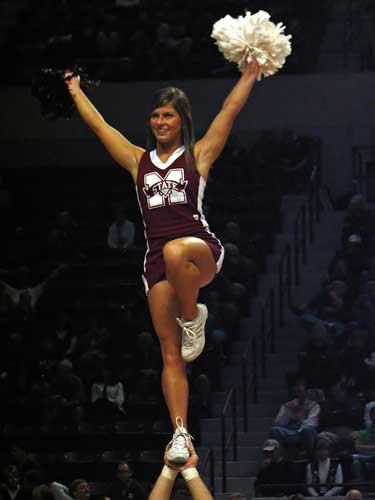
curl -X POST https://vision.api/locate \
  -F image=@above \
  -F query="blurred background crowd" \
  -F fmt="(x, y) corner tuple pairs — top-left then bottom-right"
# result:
(0, 0), (374, 84)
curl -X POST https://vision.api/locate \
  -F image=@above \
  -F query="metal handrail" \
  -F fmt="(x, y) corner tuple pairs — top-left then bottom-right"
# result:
(258, 480), (375, 492)
(221, 386), (238, 492)
(352, 145), (375, 198)
(201, 448), (215, 497)
(261, 289), (275, 377)
(242, 336), (258, 432)
(293, 205), (307, 287)
(278, 244), (292, 328)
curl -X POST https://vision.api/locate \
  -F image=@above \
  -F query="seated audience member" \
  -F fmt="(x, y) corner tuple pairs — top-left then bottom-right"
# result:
(108, 462), (146, 500)
(131, 331), (162, 401)
(107, 205), (136, 253)
(83, 316), (111, 352)
(0, 264), (66, 317)
(354, 406), (375, 454)
(270, 379), (320, 457)
(342, 194), (374, 251)
(47, 359), (85, 431)
(339, 329), (370, 391)
(363, 391), (375, 428)
(228, 495), (246, 500)
(34, 480), (73, 500)
(306, 438), (343, 497)
(221, 242), (258, 292)
(254, 439), (294, 496)
(352, 406), (375, 479)
(322, 378), (363, 429)
(90, 367), (126, 421)
(47, 211), (82, 264)
(345, 489), (363, 500)
(172, 483), (191, 500)
(298, 324), (336, 390)
(0, 465), (29, 500)
(69, 480), (90, 500)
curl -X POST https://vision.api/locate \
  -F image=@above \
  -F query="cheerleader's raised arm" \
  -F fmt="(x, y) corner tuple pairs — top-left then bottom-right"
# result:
(64, 72), (143, 181)
(195, 57), (260, 177)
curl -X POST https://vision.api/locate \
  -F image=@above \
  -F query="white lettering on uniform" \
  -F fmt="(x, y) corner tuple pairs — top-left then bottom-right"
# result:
(143, 168), (188, 209)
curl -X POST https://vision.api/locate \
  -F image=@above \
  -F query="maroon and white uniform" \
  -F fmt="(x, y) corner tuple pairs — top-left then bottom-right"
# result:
(135, 146), (224, 293)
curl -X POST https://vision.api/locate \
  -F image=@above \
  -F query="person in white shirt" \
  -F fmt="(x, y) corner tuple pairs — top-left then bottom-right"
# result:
(91, 367), (126, 419)
(363, 396), (375, 429)
(107, 205), (135, 252)
(306, 439), (343, 497)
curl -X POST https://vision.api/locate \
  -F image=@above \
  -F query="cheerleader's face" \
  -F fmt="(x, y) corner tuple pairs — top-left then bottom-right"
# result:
(150, 103), (182, 146)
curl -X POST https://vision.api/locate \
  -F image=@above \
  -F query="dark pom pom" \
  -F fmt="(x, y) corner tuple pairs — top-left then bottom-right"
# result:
(31, 65), (100, 120)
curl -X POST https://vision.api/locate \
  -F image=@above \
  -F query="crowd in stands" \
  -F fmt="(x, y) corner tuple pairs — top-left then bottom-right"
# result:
(254, 192), (375, 497)
(0, 0), (330, 84)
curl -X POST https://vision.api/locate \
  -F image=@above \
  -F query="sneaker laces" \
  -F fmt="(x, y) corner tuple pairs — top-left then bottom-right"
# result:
(176, 318), (197, 347)
(169, 417), (194, 448)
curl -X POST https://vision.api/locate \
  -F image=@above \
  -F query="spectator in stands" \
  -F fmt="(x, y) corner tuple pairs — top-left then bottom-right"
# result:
(354, 406), (375, 454)
(221, 242), (258, 293)
(363, 390), (375, 428)
(172, 484), (191, 500)
(254, 438), (294, 496)
(90, 367), (126, 421)
(345, 490), (363, 500)
(339, 329), (370, 393)
(96, 15), (122, 57)
(270, 379), (320, 457)
(33, 481), (73, 500)
(131, 331), (162, 401)
(342, 195), (374, 252)
(107, 205), (136, 253)
(47, 359), (85, 431)
(51, 312), (78, 361)
(47, 211), (82, 264)
(0, 264), (66, 317)
(69, 480), (90, 500)
(108, 462), (146, 500)
(322, 378), (362, 429)
(298, 323), (336, 391)
(306, 437), (343, 497)
(0, 465), (28, 500)
(82, 316), (111, 353)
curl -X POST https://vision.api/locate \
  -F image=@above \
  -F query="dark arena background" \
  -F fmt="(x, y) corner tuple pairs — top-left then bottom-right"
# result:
(0, 1), (375, 499)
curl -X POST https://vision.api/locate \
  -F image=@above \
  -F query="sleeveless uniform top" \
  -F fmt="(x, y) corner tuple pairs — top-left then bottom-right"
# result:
(135, 146), (211, 240)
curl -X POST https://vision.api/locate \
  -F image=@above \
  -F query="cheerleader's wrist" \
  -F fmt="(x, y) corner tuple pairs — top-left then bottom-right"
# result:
(181, 467), (199, 482)
(161, 465), (178, 481)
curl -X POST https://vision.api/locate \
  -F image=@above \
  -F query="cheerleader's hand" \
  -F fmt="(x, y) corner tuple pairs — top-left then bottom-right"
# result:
(64, 70), (81, 96)
(243, 52), (260, 78)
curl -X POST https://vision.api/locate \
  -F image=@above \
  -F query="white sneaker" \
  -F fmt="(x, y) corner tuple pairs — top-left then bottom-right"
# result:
(177, 303), (207, 362)
(167, 417), (192, 464)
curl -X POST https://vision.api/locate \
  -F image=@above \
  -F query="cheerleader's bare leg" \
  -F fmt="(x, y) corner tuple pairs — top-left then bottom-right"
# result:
(147, 280), (188, 427)
(162, 236), (217, 321)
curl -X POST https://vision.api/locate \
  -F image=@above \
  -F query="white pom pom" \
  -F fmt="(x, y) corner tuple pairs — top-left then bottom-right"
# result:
(211, 10), (292, 80)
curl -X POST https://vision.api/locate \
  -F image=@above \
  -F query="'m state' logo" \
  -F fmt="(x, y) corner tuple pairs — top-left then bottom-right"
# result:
(143, 168), (188, 208)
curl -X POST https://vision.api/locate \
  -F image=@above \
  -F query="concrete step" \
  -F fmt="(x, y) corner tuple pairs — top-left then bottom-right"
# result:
(212, 401), (281, 418)
(207, 475), (255, 494)
(201, 430), (269, 447)
(201, 417), (274, 433)
(215, 459), (259, 476)
(211, 445), (261, 461)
